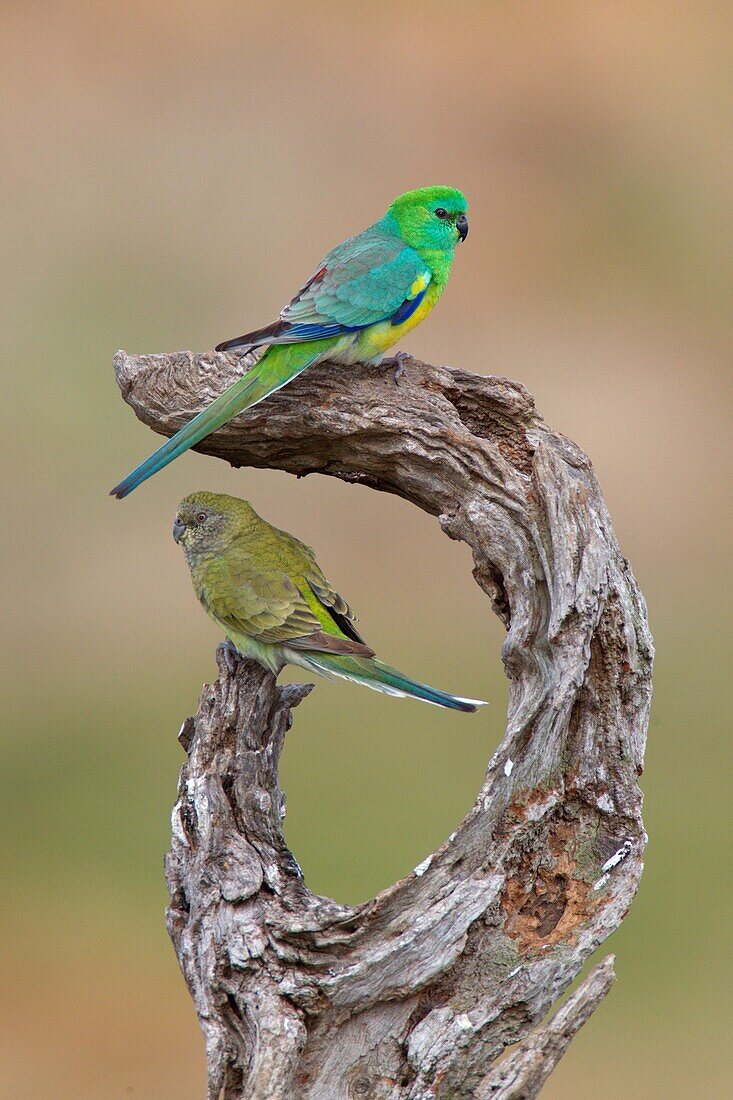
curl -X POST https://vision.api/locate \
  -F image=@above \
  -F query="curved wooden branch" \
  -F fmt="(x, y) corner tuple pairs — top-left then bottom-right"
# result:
(115, 350), (653, 1099)
(475, 955), (617, 1098)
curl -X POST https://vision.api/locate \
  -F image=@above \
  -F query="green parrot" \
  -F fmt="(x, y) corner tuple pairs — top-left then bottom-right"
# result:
(111, 186), (468, 499)
(173, 492), (486, 712)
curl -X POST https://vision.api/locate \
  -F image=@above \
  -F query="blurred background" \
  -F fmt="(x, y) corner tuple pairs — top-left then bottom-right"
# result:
(2, 2), (731, 1096)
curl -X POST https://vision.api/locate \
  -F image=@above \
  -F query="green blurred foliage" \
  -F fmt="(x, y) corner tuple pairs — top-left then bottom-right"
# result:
(2, 2), (731, 1095)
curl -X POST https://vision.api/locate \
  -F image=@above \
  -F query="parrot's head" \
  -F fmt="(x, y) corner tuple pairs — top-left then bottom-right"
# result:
(386, 187), (468, 252)
(173, 491), (258, 558)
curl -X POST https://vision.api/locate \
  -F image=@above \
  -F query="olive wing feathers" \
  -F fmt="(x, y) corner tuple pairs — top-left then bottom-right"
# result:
(201, 558), (374, 657)
(306, 571), (367, 646)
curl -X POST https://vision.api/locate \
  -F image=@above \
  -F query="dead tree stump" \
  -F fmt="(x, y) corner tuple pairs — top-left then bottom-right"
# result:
(114, 350), (653, 1099)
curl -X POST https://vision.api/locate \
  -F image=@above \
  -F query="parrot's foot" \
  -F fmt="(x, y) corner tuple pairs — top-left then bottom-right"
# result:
(380, 350), (410, 385)
(217, 638), (241, 676)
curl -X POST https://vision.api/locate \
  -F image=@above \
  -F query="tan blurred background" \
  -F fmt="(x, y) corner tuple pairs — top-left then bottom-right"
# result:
(2, 1), (731, 1096)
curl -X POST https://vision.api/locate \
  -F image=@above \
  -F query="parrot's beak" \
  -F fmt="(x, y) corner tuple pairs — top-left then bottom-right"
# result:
(456, 213), (468, 242)
(172, 517), (186, 544)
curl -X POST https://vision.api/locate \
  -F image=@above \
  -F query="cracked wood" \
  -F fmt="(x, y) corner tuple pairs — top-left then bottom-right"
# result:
(114, 349), (653, 1099)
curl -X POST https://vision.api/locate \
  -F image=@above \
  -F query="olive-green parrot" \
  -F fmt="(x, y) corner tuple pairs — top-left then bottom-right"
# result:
(173, 492), (486, 712)
(111, 186), (468, 499)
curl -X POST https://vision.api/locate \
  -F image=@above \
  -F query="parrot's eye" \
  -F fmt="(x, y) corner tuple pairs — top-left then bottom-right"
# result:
(196, 511), (208, 523)
(434, 207), (447, 219)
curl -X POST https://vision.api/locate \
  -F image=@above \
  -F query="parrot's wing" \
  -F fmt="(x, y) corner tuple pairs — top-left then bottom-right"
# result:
(284, 230), (431, 329)
(306, 570), (366, 646)
(216, 228), (430, 352)
(204, 560), (373, 657)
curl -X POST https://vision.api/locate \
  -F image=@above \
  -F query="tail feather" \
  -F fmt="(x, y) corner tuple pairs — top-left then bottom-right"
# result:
(110, 347), (316, 499)
(294, 652), (487, 713)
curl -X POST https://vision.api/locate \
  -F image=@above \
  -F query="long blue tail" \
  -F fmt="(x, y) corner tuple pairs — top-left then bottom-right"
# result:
(296, 653), (487, 712)
(110, 346), (318, 499)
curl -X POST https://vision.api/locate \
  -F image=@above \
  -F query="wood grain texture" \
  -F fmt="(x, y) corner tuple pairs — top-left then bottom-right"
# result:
(114, 350), (653, 1099)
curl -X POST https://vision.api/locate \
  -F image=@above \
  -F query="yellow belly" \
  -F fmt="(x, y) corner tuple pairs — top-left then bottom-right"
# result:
(351, 284), (442, 362)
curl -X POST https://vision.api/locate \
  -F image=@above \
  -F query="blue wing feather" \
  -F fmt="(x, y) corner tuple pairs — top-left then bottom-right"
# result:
(390, 285), (428, 326)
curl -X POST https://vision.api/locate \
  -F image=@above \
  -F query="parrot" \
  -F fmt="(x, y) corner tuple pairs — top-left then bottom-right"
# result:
(172, 491), (486, 713)
(111, 186), (468, 499)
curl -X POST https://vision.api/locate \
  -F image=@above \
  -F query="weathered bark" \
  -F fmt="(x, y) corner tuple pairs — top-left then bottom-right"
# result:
(114, 349), (653, 1099)
(475, 955), (616, 1098)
